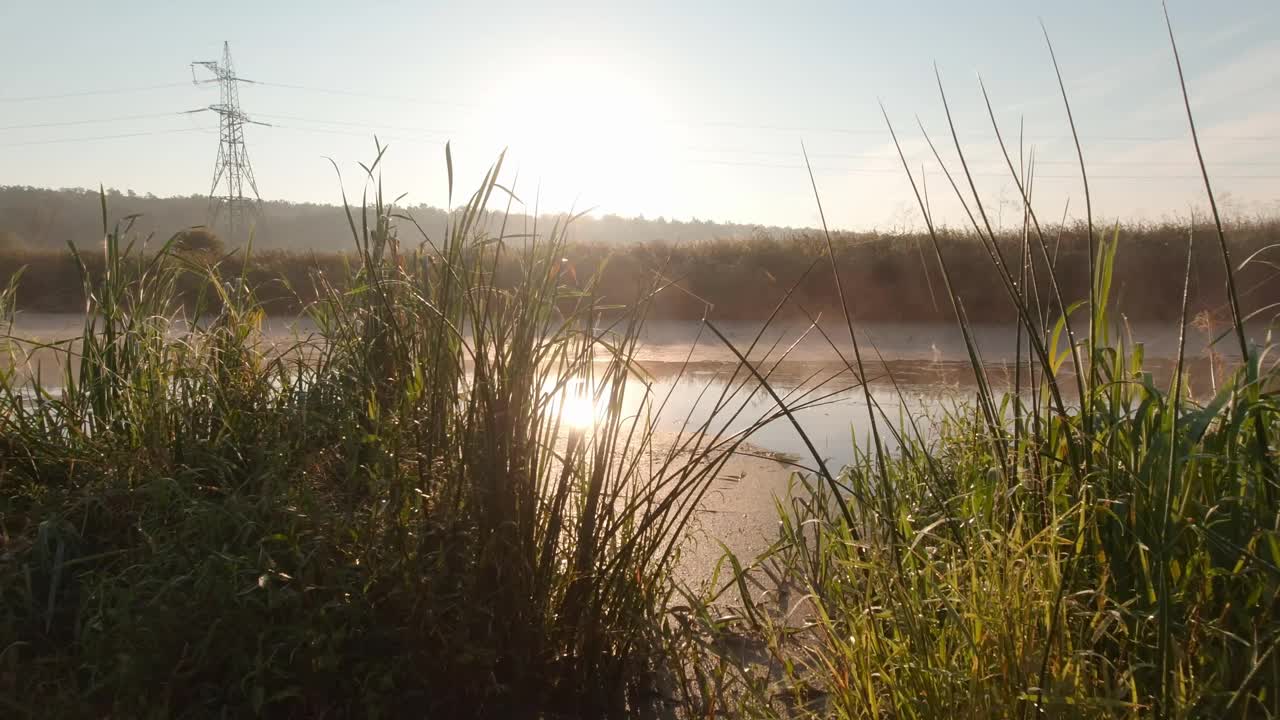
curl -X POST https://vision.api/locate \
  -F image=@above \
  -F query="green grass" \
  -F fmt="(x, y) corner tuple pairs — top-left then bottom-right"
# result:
(2, 15), (1279, 718)
(0, 147), (782, 717)
(701, 333), (1279, 716)
(683, 14), (1280, 718)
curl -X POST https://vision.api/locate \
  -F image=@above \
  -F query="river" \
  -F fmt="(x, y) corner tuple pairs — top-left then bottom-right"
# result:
(3, 312), (1235, 472)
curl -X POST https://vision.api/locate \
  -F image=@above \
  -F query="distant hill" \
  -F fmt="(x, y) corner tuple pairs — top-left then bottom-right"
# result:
(0, 185), (796, 253)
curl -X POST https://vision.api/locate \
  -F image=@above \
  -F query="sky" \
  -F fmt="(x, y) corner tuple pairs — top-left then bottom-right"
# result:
(2, 0), (1279, 231)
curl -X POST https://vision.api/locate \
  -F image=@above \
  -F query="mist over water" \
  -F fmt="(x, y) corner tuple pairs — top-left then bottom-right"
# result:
(4, 312), (1238, 472)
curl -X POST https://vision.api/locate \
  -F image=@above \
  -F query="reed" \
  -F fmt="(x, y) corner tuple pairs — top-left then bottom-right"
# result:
(0, 144), (799, 717)
(3, 220), (1278, 326)
(692, 11), (1280, 718)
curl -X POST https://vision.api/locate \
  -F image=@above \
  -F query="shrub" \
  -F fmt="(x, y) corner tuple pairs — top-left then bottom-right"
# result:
(172, 226), (225, 256)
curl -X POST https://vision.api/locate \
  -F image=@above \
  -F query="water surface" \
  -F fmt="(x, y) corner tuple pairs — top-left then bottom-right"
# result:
(4, 313), (1237, 470)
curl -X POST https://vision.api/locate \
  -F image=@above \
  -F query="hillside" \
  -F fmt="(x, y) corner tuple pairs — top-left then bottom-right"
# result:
(0, 185), (791, 253)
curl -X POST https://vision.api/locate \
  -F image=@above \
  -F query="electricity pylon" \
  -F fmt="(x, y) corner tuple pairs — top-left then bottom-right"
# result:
(190, 42), (267, 239)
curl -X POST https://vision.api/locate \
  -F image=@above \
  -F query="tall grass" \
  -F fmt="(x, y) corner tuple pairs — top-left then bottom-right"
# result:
(0, 144), (800, 717)
(691, 14), (1280, 719)
(3, 16), (1279, 719)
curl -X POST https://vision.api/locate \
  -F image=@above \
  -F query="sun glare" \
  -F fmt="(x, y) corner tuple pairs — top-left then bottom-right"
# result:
(558, 392), (600, 431)
(496, 57), (680, 213)
(546, 377), (604, 432)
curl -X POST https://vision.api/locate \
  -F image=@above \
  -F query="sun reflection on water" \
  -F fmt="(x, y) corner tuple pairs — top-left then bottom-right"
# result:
(557, 390), (600, 430)
(546, 377), (611, 432)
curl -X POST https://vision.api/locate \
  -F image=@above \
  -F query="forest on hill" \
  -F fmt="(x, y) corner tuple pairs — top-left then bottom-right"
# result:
(0, 185), (789, 253)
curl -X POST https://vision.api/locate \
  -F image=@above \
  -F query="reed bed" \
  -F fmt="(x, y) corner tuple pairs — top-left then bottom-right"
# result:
(688, 12), (1280, 719)
(2, 221), (1278, 325)
(0, 147), (810, 717)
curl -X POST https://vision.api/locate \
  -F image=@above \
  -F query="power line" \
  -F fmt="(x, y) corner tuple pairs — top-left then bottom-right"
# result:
(0, 111), (196, 131)
(0, 82), (190, 103)
(248, 120), (1280, 180)
(254, 112), (454, 138)
(8, 76), (1280, 185)
(244, 78), (1280, 144)
(685, 145), (1280, 167)
(0, 127), (214, 148)
(248, 80), (483, 112)
(252, 114), (1280, 177)
(12, 75), (1280, 146)
(691, 157), (1280, 179)
(7, 111), (1279, 182)
(697, 118), (1280, 144)
(248, 110), (1280, 173)
(12, 106), (1280, 173)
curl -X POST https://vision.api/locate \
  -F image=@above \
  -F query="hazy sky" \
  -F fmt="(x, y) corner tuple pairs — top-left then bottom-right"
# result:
(2, 1), (1278, 230)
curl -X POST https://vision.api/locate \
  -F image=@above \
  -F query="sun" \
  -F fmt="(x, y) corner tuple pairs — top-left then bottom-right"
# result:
(494, 56), (682, 212)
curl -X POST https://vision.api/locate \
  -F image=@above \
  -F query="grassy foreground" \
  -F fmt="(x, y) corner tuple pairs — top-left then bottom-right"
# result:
(2, 164), (1275, 717)
(696, 260), (1279, 716)
(2, 30), (1279, 720)
(0, 152), (779, 717)
(678, 26), (1280, 718)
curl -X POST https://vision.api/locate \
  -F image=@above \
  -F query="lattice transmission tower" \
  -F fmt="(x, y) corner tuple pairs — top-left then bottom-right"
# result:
(190, 42), (267, 239)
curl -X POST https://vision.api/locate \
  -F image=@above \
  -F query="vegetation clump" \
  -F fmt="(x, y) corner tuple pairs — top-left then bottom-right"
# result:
(171, 226), (225, 257)
(680, 22), (1280, 718)
(0, 153), (758, 717)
